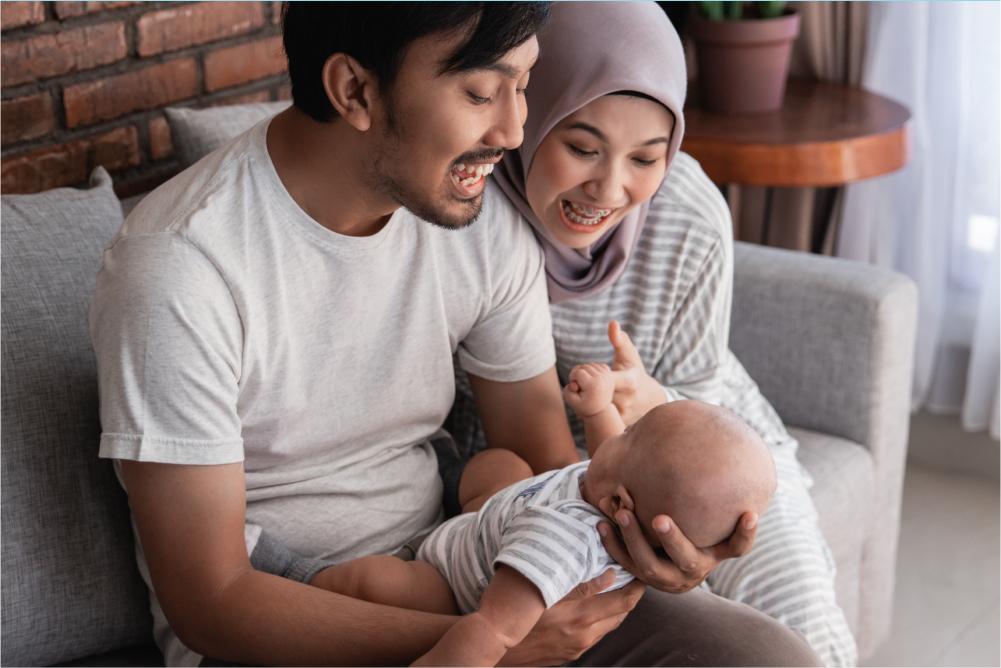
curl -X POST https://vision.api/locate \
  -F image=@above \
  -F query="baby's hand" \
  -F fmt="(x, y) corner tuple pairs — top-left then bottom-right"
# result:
(563, 363), (615, 418)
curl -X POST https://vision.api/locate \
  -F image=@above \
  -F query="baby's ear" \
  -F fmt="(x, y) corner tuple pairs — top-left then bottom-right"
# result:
(614, 484), (635, 511)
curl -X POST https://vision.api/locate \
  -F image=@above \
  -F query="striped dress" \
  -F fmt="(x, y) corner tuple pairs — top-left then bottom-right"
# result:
(416, 462), (633, 614)
(447, 152), (858, 667)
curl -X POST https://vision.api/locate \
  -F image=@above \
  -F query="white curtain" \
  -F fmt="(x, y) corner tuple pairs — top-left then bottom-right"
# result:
(838, 2), (1000, 440)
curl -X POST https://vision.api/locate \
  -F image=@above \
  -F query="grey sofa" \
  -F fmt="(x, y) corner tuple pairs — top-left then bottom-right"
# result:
(1, 104), (917, 666)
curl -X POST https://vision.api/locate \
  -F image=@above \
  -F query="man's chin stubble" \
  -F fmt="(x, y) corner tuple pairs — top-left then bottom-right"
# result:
(404, 193), (483, 231)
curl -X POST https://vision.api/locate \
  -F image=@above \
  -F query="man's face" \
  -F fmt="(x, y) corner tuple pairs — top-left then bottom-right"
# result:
(364, 29), (538, 229)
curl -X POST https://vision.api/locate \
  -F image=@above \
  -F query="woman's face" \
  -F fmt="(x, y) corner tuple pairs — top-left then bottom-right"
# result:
(525, 95), (674, 250)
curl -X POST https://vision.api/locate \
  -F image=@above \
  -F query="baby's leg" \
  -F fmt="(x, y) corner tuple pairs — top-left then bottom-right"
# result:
(310, 555), (458, 615)
(459, 448), (533, 513)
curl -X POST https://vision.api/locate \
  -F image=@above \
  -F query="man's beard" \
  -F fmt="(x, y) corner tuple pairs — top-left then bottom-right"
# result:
(367, 103), (483, 230)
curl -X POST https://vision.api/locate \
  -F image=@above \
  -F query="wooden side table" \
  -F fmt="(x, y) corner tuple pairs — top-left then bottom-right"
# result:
(682, 79), (911, 252)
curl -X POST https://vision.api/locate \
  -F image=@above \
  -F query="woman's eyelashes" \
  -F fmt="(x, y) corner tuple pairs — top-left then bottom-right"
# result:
(466, 91), (491, 105)
(567, 143), (597, 158)
(566, 143), (661, 167)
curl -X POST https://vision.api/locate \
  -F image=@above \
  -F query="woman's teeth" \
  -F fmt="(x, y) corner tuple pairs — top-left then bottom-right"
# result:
(562, 200), (612, 226)
(450, 162), (495, 187)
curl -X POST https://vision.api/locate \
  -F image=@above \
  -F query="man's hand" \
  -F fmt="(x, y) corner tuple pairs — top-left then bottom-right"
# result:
(563, 363), (615, 418)
(597, 502), (758, 593)
(499, 571), (644, 666)
(607, 321), (667, 426)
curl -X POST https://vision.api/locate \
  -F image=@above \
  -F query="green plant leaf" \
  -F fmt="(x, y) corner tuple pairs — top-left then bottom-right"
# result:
(758, 1), (786, 19)
(700, 1), (725, 21)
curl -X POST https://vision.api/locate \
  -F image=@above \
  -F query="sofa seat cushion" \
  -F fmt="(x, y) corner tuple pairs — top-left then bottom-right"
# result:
(1, 169), (153, 666)
(792, 426), (875, 636)
(56, 643), (163, 667)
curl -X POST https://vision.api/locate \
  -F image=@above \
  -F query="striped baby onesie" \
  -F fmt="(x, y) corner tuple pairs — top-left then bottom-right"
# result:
(446, 152), (857, 666)
(416, 461), (633, 614)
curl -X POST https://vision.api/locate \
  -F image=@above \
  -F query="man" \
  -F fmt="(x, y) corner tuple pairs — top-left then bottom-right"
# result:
(91, 4), (820, 666)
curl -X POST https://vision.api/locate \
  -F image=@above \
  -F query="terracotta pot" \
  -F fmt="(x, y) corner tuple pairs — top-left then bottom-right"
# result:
(689, 10), (801, 114)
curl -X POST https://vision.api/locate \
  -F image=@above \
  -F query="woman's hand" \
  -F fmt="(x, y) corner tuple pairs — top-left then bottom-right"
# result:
(597, 501), (758, 593)
(607, 321), (667, 426)
(499, 571), (645, 666)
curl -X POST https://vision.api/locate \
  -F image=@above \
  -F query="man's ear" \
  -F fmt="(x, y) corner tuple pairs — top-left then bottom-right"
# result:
(321, 53), (378, 132)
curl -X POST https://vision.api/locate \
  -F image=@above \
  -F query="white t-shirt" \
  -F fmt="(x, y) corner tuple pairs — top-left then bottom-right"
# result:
(90, 118), (555, 665)
(417, 461), (633, 614)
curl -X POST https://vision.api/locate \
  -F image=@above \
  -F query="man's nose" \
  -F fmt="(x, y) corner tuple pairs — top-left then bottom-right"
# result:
(482, 93), (525, 151)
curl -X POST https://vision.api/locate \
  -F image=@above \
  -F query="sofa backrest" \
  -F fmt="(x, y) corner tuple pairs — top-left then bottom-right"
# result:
(1, 168), (153, 666)
(0, 102), (288, 666)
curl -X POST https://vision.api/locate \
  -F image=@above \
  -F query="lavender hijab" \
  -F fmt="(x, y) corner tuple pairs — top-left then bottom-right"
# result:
(493, 2), (687, 303)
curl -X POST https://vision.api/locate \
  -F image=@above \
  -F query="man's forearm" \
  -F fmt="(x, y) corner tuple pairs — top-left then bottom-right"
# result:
(182, 566), (457, 665)
(414, 611), (515, 667)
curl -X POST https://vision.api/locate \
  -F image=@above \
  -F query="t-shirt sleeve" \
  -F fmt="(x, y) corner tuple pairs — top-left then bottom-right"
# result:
(493, 505), (602, 608)
(456, 187), (555, 383)
(89, 232), (244, 464)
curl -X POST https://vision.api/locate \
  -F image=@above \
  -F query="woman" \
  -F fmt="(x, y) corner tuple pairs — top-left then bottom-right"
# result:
(447, 3), (856, 666)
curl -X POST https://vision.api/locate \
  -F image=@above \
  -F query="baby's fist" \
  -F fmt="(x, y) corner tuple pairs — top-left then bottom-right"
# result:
(563, 363), (614, 417)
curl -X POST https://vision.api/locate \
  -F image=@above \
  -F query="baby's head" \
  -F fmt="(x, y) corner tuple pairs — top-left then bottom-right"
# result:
(589, 400), (776, 549)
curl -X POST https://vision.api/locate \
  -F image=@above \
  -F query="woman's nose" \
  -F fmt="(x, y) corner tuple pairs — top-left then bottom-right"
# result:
(583, 163), (626, 204)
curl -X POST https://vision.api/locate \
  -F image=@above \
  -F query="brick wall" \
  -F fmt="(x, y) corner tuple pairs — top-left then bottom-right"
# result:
(1, 1), (290, 196)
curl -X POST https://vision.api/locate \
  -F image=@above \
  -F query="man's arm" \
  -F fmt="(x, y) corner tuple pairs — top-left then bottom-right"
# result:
(413, 566), (546, 668)
(121, 460), (457, 665)
(468, 366), (579, 473)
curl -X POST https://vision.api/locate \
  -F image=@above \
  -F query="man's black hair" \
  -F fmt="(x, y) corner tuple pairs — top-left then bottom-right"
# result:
(282, 2), (550, 123)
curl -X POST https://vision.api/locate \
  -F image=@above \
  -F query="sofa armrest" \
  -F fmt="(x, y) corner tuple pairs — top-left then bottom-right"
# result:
(730, 241), (917, 453)
(730, 241), (917, 655)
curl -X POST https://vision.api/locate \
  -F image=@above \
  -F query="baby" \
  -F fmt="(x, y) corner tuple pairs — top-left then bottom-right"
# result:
(309, 363), (776, 667)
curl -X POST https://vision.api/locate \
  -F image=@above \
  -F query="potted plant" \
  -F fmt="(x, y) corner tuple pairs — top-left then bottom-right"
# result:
(689, 1), (801, 113)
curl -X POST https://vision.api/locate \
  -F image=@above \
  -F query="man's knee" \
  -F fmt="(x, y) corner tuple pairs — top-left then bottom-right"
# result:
(574, 588), (823, 667)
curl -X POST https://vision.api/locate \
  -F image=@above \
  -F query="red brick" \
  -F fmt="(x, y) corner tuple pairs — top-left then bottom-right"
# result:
(1, 2), (45, 31)
(64, 58), (198, 128)
(1, 92), (55, 144)
(2, 142), (87, 194)
(137, 2), (265, 57)
(0, 125), (139, 194)
(1, 21), (127, 87)
(89, 125), (140, 170)
(148, 115), (173, 160)
(53, 2), (137, 19)
(204, 36), (286, 92)
(207, 89), (271, 107)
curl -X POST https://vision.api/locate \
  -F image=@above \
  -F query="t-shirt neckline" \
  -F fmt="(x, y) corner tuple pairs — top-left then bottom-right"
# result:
(252, 116), (405, 254)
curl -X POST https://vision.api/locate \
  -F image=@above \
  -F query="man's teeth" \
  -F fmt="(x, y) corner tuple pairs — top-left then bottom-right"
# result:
(451, 163), (495, 186)
(562, 200), (612, 226)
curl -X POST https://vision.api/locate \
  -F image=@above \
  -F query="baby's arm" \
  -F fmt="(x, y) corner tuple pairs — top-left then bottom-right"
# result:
(563, 363), (627, 457)
(412, 565), (545, 667)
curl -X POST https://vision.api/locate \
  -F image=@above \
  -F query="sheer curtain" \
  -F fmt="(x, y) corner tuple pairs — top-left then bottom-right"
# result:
(838, 2), (1000, 439)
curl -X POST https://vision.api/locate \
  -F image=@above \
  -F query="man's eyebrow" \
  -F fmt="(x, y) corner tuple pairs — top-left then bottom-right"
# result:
(566, 122), (669, 148)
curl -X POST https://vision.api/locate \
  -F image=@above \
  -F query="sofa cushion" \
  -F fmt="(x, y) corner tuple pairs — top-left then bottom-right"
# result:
(793, 426), (875, 637)
(165, 102), (289, 167)
(1, 168), (153, 666)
